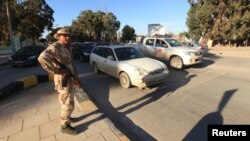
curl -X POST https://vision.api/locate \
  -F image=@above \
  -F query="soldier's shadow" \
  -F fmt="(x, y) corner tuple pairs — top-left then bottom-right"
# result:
(182, 89), (237, 141)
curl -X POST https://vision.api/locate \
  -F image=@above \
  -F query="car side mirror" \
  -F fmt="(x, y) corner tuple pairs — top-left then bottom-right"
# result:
(107, 56), (115, 60)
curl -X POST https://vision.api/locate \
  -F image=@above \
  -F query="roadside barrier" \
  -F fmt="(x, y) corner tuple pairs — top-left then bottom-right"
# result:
(0, 74), (52, 99)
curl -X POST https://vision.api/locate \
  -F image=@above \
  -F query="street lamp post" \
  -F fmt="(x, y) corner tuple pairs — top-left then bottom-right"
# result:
(6, 0), (14, 53)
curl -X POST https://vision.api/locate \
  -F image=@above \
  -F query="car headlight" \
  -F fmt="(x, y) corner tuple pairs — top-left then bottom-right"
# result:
(135, 68), (148, 76)
(27, 55), (36, 60)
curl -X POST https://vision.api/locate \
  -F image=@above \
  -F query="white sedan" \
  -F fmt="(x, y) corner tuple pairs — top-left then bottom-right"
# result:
(89, 45), (169, 89)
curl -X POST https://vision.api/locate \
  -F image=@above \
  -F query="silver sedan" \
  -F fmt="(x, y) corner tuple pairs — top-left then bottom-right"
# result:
(89, 46), (169, 89)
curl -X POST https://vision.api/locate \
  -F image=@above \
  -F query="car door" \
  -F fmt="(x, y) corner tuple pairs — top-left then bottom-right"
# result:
(95, 47), (108, 72)
(143, 38), (157, 57)
(104, 48), (118, 77)
(155, 39), (169, 59)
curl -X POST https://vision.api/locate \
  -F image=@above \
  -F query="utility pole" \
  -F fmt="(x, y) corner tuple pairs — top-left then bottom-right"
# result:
(6, 0), (14, 52)
(168, 0), (171, 35)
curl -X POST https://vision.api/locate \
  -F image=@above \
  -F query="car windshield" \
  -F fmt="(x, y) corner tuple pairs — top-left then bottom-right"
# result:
(114, 47), (143, 61)
(164, 39), (182, 47)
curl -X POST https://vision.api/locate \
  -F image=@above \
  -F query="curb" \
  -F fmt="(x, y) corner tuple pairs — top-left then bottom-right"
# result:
(0, 74), (130, 141)
(0, 74), (52, 99)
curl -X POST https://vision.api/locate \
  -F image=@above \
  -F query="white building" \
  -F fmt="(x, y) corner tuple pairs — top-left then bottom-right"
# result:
(148, 24), (165, 37)
(116, 31), (122, 42)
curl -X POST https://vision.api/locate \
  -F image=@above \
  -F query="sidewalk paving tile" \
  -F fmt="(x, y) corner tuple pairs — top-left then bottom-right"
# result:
(85, 120), (110, 137)
(84, 133), (106, 141)
(0, 137), (8, 141)
(0, 119), (23, 138)
(48, 109), (60, 121)
(11, 108), (36, 120)
(101, 129), (121, 141)
(23, 112), (50, 129)
(40, 136), (56, 141)
(0, 114), (11, 125)
(40, 119), (61, 138)
(55, 132), (87, 141)
(8, 127), (39, 141)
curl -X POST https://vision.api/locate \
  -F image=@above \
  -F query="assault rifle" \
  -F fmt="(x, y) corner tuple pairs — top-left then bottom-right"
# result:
(52, 58), (80, 88)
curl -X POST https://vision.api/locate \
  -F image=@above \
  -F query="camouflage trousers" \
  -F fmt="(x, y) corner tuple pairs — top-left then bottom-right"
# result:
(58, 86), (75, 126)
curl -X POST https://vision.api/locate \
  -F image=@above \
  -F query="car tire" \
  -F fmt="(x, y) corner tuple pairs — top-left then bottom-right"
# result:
(93, 63), (99, 74)
(170, 56), (183, 69)
(119, 72), (131, 88)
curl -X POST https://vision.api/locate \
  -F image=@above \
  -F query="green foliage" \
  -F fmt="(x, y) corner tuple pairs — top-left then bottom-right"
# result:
(186, 0), (250, 46)
(0, 0), (54, 43)
(186, 4), (201, 41)
(71, 10), (120, 42)
(121, 25), (135, 42)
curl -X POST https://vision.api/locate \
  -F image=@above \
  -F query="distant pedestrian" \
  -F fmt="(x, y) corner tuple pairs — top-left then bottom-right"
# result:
(38, 28), (79, 135)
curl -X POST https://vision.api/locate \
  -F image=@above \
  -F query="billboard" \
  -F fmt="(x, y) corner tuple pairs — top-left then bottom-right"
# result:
(148, 24), (165, 37)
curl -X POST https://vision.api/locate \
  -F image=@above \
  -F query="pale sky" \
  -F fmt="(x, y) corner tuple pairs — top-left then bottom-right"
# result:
(45, 0), (190, 36)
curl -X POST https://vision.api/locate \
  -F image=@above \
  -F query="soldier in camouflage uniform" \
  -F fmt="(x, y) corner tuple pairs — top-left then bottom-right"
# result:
(38, 28), (78, 135)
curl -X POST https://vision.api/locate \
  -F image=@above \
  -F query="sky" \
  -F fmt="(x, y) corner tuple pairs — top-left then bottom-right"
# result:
(45, 0), (190, 36)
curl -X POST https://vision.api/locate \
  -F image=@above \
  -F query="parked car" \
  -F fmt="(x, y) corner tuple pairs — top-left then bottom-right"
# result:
(138, 37), (203, 69)
(73, 42), (95, 62)
(89, 45), (169, 89)
(181, 41), (209, 54)
(8, 45), (46, 67)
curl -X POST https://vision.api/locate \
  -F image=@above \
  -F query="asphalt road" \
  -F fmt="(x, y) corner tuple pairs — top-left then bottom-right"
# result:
(1, 55), (250, 141)
(75, 56), (250, 141)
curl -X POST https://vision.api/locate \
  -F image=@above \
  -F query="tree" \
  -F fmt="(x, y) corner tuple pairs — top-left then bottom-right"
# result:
(186, 0), (250, 46)
(0, 0), (16, 44)
(102, 12), (120, 42)
(71, 10), (120, 42)
(121, 25), (135, 42)
(15, 0), (54, 42)
(186, 3), (201, 41)
(0, 0), (54, 44)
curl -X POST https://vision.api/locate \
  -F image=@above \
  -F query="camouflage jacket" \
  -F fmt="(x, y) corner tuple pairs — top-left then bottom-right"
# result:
(38, 42), (77, 90)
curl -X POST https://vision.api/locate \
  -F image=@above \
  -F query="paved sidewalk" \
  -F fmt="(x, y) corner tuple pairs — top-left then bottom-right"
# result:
(0, 82), (128, 141)
(208, 46), (250, 58)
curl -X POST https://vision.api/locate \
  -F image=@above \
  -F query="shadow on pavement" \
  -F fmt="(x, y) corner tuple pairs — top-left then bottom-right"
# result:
(76, 62), (196, 140)
(182, 89), (237, 141)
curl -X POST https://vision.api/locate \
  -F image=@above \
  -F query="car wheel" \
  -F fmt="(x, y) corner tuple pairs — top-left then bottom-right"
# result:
(93, 63), (99, 74)
(119, 72), (131, 88)
(170, 56), (183, 69)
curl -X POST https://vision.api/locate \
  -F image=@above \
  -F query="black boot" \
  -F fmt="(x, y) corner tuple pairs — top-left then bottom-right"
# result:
(61, 124), (78, 135)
